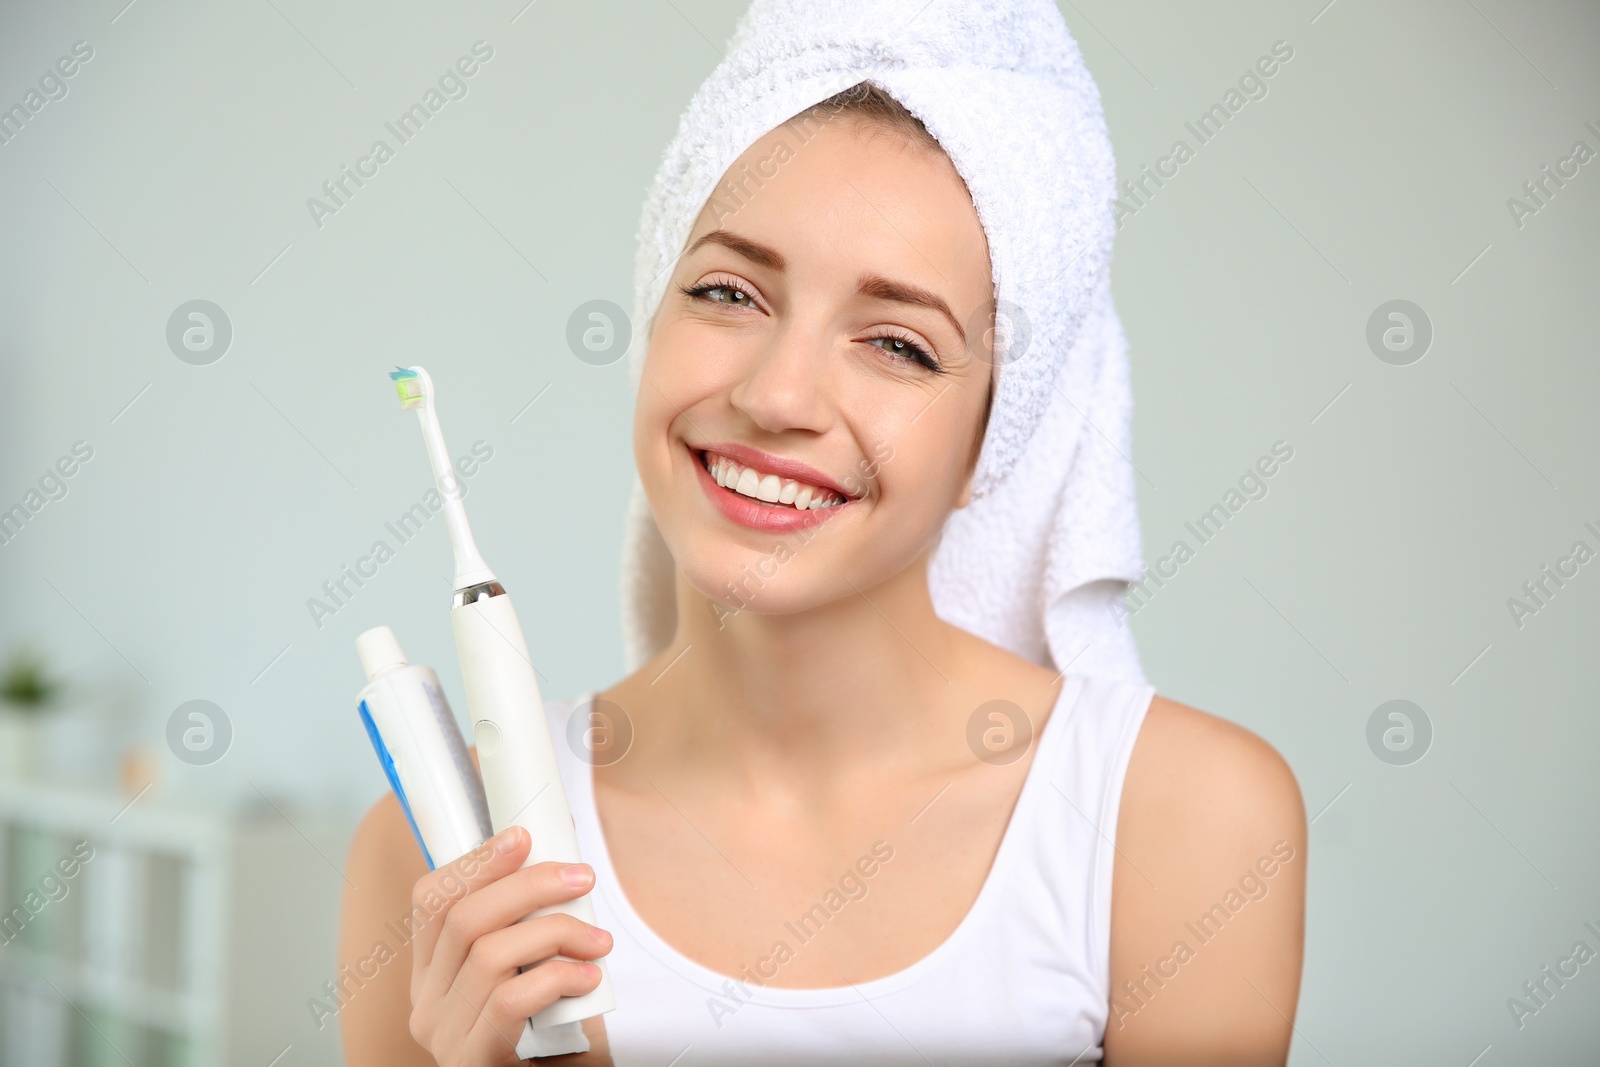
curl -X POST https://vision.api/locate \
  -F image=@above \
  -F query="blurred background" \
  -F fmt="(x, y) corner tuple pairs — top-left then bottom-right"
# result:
(0, 0), (1595, 1063)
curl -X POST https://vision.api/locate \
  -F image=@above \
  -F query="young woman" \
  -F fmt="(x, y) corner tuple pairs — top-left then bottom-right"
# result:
(338, 6), (1305, 1065)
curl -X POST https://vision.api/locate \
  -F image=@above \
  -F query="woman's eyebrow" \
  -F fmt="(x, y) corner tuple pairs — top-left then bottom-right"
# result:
(686, 229), (785, 270)
(856, 274), (965, 342)
(685, 228), (966, 342)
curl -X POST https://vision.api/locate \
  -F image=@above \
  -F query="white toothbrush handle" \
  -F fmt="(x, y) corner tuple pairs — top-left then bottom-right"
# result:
(451, 591), (616, 1027)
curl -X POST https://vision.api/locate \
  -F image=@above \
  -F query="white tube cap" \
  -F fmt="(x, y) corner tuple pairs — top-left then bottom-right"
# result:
(356, 626), (408, 681)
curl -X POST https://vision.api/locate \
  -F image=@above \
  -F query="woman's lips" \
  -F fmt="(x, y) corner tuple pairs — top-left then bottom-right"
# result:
(691, 445), (851, 532)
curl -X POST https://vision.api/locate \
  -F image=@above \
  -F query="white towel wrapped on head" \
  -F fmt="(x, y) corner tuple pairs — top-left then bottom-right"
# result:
(619, 0), (1147, 686)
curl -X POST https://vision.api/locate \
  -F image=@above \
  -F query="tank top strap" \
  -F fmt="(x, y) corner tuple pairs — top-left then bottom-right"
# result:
(1032, 672), (1156, 1004)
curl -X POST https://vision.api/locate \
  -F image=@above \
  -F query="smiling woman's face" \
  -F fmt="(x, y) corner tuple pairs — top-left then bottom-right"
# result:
(633, 109), (995, 617)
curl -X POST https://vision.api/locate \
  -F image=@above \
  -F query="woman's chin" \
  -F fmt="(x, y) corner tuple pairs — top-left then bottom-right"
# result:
(678, 561), (806, 619)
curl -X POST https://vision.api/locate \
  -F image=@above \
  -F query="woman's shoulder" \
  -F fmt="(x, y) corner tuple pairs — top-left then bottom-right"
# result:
(1118, 693), (1306, 870)
(1103, 694), (1306, 1054)
(1126, 694), (1304, 823)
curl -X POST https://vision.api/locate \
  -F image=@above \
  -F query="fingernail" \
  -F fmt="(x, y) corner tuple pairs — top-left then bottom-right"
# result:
(560, 864), (593, 887)
(591, 926), (610, 943)
(579, 963), (600, 979)
(495, 827), (522, 854)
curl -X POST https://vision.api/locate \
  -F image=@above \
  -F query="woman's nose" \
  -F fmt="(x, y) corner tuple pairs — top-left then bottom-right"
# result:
(726, 319), (832, 434)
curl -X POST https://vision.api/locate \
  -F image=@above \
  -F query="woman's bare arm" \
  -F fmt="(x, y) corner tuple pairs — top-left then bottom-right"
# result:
(339, 791), (442, 1066)
(1103, 695), (1308, 1066)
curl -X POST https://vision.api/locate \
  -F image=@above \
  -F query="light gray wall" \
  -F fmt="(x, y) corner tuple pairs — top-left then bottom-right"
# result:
(1, 0), (1595, 1063)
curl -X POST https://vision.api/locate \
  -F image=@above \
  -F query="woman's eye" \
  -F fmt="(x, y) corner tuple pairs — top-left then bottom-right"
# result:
(678, 281), (943, 373)
(680, 282), (755, 307)
(707, 286), (753, 306)
(868, 335), (941, 373)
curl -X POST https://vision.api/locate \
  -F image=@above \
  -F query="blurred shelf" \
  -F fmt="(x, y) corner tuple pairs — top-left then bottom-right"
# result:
(0, 776), (351, 1067)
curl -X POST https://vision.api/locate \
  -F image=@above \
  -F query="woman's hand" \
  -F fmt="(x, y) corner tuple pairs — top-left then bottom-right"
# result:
(406, 825), (614, 1066)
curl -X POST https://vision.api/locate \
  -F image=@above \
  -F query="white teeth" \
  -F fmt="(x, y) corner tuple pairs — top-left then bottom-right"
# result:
(703, 451), (844, 509)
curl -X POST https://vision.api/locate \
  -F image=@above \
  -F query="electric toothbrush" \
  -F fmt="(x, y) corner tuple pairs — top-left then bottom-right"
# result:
(390, 365), (615, 1049)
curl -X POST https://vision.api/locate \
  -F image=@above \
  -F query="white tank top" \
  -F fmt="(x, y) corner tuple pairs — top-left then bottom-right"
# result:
(544, 672), (1155, 1066)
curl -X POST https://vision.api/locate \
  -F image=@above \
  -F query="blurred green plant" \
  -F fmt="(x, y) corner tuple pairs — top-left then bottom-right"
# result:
(0, 648), (60, 714)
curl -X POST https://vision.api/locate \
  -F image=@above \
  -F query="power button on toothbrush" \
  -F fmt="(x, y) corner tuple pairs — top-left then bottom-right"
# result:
(474, 719), (502, 757)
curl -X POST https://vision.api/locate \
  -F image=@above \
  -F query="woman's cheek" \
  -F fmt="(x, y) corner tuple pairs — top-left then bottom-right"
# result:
(631, 375), (663, 475)
(893, 454), (963, 550)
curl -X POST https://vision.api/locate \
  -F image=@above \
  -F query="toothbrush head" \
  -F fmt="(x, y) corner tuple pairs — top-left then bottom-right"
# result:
(389, 366), (425, 410)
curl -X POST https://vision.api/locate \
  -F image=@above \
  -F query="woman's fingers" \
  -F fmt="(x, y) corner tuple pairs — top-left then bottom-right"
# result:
(403, 826), (613, 1066)
(422, 857), (601, 1007)
(446, 910), (613, 1014)
(409, 825), (531, 975)
(460, 958), (607, 1064)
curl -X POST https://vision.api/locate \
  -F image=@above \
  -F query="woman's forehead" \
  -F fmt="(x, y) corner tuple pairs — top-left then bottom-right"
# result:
(682, 120), (993, 312)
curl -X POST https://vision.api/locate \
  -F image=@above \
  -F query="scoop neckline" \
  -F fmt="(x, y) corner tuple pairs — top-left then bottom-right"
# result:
(565, 674), (1088, 1008)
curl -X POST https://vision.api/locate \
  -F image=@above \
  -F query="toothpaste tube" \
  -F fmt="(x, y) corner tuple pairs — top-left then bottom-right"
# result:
(354, 625), (493, 869)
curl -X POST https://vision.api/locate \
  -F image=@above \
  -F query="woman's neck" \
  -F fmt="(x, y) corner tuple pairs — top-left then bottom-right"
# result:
(623, 553), (978, 799)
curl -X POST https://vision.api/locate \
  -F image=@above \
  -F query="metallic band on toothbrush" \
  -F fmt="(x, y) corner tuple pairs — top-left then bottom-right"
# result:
(453, 580), (506, 608)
